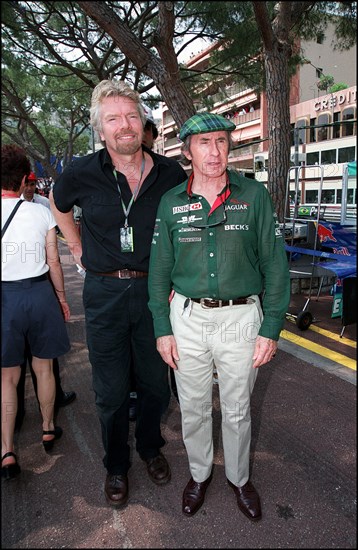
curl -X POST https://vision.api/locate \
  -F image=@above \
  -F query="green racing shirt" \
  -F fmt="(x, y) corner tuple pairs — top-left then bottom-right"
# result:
(148, 169), (290, 341)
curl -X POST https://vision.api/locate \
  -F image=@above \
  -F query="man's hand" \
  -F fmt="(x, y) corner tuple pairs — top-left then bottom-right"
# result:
(156, 335), (179, 370)
(252, 335), (278, 368)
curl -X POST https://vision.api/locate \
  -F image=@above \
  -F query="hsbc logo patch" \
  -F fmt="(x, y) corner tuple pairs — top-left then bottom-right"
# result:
(173, 202), (202, 215)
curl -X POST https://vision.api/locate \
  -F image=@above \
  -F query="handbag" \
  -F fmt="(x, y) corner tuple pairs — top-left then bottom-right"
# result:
(1, 199), (24, 238)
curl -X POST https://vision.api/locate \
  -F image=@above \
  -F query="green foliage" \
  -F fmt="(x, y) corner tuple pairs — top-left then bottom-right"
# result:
(297, 2), (357, 50)
(185, 0), (356, 101)
(185, 1), (265, 94)
(328, 82), (349, 93)
(315, 73), (349, 96)
(2, 55), (93, 170)
(317, 74), (335, 91)
(0, 0), (159, 170)
(201, 96), (215, 110)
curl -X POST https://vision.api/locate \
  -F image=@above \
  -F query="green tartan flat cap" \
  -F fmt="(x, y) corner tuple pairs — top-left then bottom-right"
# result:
(179, 112), (236, 141)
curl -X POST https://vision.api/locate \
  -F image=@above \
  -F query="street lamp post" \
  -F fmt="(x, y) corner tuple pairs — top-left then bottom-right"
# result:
(316, 74), (335, 138)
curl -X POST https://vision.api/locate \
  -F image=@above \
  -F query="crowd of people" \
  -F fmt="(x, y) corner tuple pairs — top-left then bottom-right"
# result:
(35, 177), (54, 198)
(224, 104), (255, 120)
(1, 80), (290, 523)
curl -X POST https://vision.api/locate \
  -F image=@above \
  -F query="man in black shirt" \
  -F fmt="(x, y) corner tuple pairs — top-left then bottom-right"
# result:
(50, 80), (187, 508)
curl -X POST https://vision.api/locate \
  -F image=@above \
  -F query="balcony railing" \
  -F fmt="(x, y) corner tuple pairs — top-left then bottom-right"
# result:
(164, 136), (181, 148)
(230, 142), (261, 158)
(163, 107), (260, 130)
(163, 114), (175, 126)
(205, 83), (250, 106)
(233, 109), (260, 125)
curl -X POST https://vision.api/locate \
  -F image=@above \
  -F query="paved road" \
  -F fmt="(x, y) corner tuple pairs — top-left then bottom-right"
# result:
(281, 291), (356, 386)
(2, 241), (356, 549)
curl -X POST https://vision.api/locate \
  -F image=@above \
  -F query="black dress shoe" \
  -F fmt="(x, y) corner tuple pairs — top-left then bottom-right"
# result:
(182, 475), (212, 516)
(56, 391), (77, 408)
(228, 479), (262, 521)
(144, 453), (171, 485)
(104, 474), (129, 507)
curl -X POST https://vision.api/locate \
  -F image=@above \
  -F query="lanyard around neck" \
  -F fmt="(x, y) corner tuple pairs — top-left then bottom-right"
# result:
(113, 153), (145, 227)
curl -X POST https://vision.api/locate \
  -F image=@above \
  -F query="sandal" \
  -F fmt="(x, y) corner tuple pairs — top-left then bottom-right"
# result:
(42, 426), (63, 452)
(1, 451), (21, 480)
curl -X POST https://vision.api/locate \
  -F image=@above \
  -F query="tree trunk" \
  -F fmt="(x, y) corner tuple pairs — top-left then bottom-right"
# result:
(264, 43), (291, 222)
(252, 0), (316, 221)
(40, 161), (59, 180)
(78, 1), (195, 126)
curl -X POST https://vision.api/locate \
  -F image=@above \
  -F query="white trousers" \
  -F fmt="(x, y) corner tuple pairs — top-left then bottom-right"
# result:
(170, 292), (262, 486)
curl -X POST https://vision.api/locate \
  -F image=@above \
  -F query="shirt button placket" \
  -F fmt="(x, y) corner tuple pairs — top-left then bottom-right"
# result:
(207, 230), (218, 296)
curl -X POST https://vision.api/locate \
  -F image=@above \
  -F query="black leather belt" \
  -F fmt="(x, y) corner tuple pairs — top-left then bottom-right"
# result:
(191, 296), (251, 308)
(4, 274), (48, 284)
(93, 270), (148, 279)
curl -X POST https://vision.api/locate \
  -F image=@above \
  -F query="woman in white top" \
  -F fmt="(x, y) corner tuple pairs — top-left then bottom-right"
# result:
(1, 144), (71, 480)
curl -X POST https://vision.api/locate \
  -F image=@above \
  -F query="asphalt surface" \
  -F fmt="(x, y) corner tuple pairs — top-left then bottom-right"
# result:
(2, 240), (356, 549)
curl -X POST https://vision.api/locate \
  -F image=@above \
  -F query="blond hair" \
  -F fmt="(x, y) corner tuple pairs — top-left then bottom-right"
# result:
(90, 80), (146, 133)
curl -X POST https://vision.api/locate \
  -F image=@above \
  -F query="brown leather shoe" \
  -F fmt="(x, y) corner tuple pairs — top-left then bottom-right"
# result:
(104, 474), (129, 507)
(144, 453), (171, 485)
(228, 479), (262, 521)
(182, 475), (212, 516)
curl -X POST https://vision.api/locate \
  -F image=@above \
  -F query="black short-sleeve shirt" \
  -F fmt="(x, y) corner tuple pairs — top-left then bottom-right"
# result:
(53, 147), (187, 272)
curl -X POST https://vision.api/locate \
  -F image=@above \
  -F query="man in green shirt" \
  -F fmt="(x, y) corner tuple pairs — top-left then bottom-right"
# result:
(148, 112), (290, 521)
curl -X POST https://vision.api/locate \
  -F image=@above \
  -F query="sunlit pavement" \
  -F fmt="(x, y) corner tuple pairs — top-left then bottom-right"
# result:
(2, 240), (356, 549)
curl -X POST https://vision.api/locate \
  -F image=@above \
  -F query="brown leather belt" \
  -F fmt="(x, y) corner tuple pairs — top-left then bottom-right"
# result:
(191, 297), (251, 308)
(93, 269), (148, 279)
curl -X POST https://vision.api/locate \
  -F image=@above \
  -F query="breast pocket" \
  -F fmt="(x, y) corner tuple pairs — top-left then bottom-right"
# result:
(85, 194), (123, 228)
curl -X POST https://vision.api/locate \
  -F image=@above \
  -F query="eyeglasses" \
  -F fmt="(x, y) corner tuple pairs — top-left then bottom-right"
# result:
(187, 196), (227, 229)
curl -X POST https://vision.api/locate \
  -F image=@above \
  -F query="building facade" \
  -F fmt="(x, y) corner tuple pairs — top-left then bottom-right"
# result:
(155, 25), (356, 216)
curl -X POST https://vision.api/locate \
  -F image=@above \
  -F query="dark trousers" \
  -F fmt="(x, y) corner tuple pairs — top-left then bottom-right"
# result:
(16, 340), (62, 422)
(130, 350), (178, 400)
(83, 274), (170, 476)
